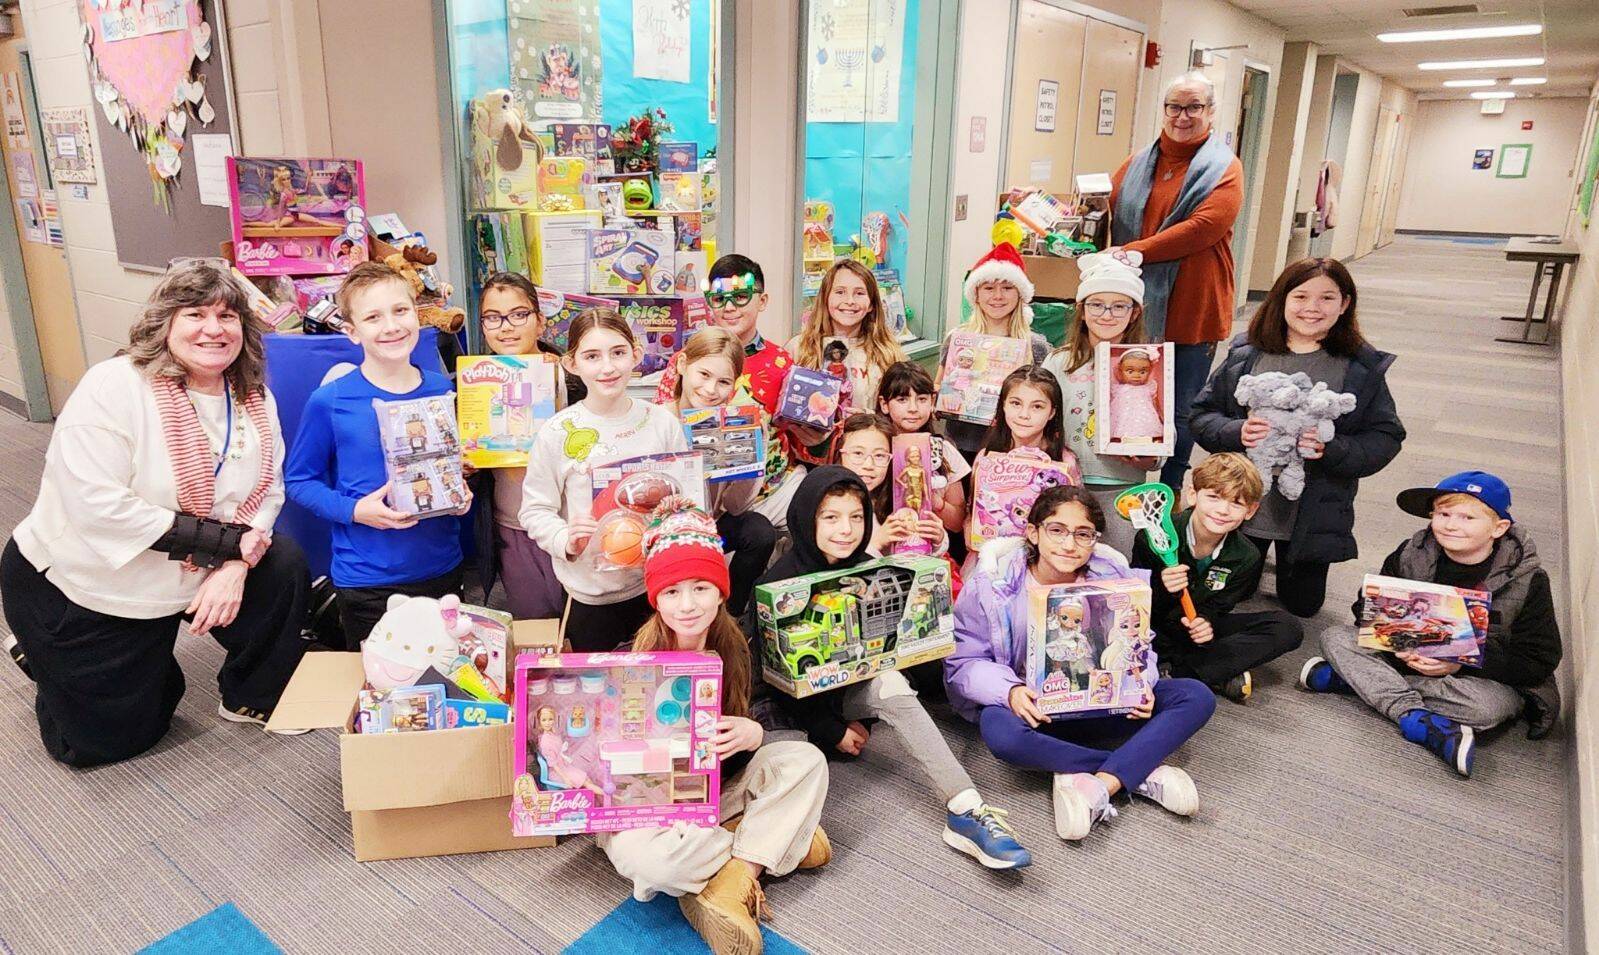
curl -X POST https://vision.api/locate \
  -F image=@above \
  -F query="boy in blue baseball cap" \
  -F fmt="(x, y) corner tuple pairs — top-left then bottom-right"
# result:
(1298, 471), (1561, 778)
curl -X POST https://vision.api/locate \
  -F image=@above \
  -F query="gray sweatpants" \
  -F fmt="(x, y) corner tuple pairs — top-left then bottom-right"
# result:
(1318, 625), (1524, 731)
(839, 669), (975, 803)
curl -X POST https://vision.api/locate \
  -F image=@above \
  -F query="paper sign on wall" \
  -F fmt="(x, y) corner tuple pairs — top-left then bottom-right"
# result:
(806, 0), (904, 123)
(970, 115), (987, 153)
(1035, 79), (1059, 132)
(40, 107), (96, 184)
(2, 72), (29, 150)
(1029, 158), (1053, 183)
(632, 0), (691, 84)
(191, 133), (233, 207)
(1097, 89), (1117, 135)
(1497, 143), (1532, 179)
(1472, 149), (1493, 170)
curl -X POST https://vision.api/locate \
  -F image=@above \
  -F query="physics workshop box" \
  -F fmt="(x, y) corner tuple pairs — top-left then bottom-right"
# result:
(266, 619), (563, 861)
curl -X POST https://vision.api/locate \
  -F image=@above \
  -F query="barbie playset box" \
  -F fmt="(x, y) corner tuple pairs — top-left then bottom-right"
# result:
(1026, 579), (1155, 718)
(967, 447), (1084, 550)
(510, 651), (723, 837)
(227, 157), (368, 276)
(1357, 575), (1488, 666)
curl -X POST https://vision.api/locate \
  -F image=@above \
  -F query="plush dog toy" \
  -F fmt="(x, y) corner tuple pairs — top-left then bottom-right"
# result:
(1234, 372), (1356, 501)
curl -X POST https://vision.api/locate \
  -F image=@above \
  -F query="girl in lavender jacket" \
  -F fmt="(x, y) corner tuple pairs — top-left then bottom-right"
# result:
(946, 484), (1215, 841)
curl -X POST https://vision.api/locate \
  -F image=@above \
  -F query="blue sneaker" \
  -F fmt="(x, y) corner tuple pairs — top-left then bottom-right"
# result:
(1298, 656), (1352, 694)
(943, 805), (1032, 869)
(1399, 708), (1475, 777)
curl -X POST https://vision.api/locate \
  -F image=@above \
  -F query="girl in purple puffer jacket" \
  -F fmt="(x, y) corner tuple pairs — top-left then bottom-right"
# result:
(946, 484), (1215, 841)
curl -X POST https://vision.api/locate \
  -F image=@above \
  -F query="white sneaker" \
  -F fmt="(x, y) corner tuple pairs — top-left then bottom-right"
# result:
(1052, 772), (1116, 841)
(1133, 765), (1198, 817)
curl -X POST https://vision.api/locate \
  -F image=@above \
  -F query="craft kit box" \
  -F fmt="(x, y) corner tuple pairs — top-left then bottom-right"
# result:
(937, 332), (1030, 424)
(510, 651), (723, 837)
(1025, 579), (1155, 718)
(266, 619), (564, 861)
(587, 228), (674, 296)
(618, 297), (691, 378)
(774, 366), (844, 429)
(967, 447), (1084, 549)
(754, 556), (955, 699)
(535, 286), (620, 353)
(1358, 575), (1489, 665)
(457, 355), (561, 468)
(227, 157), (369, 277)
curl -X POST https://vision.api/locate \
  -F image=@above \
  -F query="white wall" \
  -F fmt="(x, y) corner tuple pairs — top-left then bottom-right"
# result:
(1251, 40), (1316, 287)
(1397, 97), (1589, 235)
(733, 0), (801, 342)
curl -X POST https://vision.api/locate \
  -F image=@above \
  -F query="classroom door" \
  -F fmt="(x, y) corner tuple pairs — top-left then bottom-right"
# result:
(1377, 113), (1411, 249)
(1356, 105), (1400, 257)
(1071, 17), (1141, 183)
(1004, 1), (1087, 195)
(1230, 65), (1268, 302)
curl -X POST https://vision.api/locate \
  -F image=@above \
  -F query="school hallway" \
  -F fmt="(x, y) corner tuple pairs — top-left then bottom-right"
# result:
(0, 233), (1569, 953)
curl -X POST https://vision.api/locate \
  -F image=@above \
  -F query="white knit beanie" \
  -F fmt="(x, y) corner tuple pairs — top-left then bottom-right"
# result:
(1075, 250), (1145, 305)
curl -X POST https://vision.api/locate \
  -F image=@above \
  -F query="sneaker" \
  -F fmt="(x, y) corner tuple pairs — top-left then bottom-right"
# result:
(1220, 671), (1252, 704)
(724, 817), (831, 870)
(943, 805), (1032, 870)
(1399, 708), (1475, 777)
(678, 859), (765, 955)
(218, 702), (313, 736)
(1133, 765), (1199, 817)
(1052, 773), (1116, 841)
(4, 633), (31, 680)
(1298, 656), (1352, 694)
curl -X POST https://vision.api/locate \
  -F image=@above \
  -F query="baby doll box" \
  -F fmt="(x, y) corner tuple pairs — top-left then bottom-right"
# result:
(754, 555), (955, 699)
(265, 619), (564, 861)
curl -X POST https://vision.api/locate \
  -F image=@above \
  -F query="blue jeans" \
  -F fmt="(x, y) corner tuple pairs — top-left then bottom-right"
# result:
(977, 678), (1216, 791)
(1160, 342), (1219, 493)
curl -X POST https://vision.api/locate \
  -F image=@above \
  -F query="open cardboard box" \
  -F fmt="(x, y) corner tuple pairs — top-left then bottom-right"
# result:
(267, 618), (563, 862)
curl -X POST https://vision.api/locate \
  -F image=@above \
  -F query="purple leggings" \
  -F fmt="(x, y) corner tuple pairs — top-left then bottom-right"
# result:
(495, 522), (566, 620)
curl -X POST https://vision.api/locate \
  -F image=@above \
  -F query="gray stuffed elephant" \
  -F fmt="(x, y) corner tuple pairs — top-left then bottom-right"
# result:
(1234, 372), (1356, 501)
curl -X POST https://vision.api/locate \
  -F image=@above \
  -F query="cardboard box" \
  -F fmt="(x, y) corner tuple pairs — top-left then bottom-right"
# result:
(267, 620), (564, 861)
(1022, 254), (1080, 300)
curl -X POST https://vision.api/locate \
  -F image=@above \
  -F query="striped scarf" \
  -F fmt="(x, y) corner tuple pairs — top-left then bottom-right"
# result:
(151, 374), (277, 525)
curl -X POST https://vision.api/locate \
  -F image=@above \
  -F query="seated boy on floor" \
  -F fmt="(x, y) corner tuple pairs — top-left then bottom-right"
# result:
(1132, 453), (1303, 704)
(1300, 471), (1562, 778)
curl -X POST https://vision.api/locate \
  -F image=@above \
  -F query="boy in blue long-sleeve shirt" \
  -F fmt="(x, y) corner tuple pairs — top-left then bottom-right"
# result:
(285, 262), (468, 644)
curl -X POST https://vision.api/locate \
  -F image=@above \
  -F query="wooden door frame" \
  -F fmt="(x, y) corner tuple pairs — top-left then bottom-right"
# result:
(0, 42), (60, 422)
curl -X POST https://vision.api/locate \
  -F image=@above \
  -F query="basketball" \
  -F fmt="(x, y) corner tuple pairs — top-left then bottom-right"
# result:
(599, 514), (646, 567)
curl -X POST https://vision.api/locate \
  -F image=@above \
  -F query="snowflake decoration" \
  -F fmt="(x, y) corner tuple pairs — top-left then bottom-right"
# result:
(671, 0), (689, 18)
(819, 12), (836, 41)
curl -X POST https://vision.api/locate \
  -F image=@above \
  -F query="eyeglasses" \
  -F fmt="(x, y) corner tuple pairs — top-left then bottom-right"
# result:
(481, 308), (535, 330)
(1040, 523), (1101, 547)
(1081, 301), (1135, 318)
(840, 449), (893, 466)
(1163, 102), (1211, 118)
(705, 289), (759, 309)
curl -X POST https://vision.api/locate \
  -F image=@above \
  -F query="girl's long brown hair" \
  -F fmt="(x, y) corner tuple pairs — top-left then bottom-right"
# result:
(1056, 299), (1149, 373)
(632, 610), (751, 717)
(1247, 257), (1367, 358)
(980, 366), (1065, 460)
(837, 412), (896, 521)
(795, 259), (907, 372)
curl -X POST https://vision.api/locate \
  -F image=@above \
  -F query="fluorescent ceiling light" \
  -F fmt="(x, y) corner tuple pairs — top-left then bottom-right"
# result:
(1419, 57), (1545, 70)
(1470, 91), (1517, 99)
(1509, 77), (1547, 85)
(1379, 23), (1542, 43)
(1442, 79), (1496, 87)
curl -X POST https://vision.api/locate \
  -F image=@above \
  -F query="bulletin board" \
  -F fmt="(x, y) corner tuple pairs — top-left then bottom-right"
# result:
(84, 0), (238, 272)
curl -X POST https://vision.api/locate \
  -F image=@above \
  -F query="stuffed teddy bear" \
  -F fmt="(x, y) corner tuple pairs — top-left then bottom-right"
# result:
(382, 244), (466, 333)
(1234, 372), (1357, 501)
(361, 593), (474, 690)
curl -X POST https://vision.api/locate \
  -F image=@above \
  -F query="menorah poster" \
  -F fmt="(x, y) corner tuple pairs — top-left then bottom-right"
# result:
(806, 0), (904, 123)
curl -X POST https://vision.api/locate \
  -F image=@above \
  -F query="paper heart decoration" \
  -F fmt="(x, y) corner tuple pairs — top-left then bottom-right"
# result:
(80, 0), (201, 129)
(167, 108), (186, 136)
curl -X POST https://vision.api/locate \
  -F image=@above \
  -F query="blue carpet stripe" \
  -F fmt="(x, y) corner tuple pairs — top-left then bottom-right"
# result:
(137, 903), (281, 955)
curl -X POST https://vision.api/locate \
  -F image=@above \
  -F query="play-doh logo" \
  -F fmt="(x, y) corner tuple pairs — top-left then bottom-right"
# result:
(460, 362), (515, 387)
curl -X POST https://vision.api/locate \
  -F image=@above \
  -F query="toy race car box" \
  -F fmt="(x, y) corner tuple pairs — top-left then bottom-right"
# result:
(1026, 578), (1155, 718)
(373, 394), (468, 518)
(755, 555), (954, 699)
(587, 451), (708, 571)
(1357, 575), (1489, 665)
(681, 403), (766, 483)
(967, 447), (1084, 550)
(457, 354), (560, 468)
(227, 157), (369, 276)
(510, 650), (723, 837)
(937, 332), (1030, 424)
(773, 366), (844, 429)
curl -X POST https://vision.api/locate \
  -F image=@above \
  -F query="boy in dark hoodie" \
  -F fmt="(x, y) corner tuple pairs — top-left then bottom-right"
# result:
(747, 466), (1032, 870)
(1301, 472), (1562, 778)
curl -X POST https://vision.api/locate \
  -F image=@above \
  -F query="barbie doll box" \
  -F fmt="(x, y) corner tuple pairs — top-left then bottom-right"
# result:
(263, 618), (566, 861)
(967, 447), (1084, 550)
(1357, 575), (1488, 665)
(1095, 341), (1175, 456)
(227, 157), (369, 276)
(1025, 579), (1156, 719)
(754, 556), (955, 699)
(510, 651), (724, 837)
(457, 355), (561, 468)
(936, 332), (1030, 424)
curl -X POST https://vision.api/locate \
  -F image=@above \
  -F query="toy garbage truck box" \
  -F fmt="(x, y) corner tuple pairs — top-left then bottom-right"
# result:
(510, 651), (723, 837)
(1025, 578), (1155, 719)
(755, 556), (955, 699)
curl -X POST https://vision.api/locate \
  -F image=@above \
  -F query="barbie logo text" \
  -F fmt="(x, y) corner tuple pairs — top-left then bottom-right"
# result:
(543, 790), (595, 815)
(233, 240), (283, 264)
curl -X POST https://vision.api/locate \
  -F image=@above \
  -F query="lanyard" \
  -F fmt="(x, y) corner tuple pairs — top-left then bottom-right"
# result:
(214, 388), (233, 477)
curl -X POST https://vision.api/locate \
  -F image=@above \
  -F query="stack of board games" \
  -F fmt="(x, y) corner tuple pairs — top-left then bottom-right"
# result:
(1026, 579), (1155, 718)
(374, 394), (467, 517)
(1357, 575), (1489, 665)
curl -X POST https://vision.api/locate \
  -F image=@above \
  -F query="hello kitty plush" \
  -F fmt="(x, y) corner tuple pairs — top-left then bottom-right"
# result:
(361, 593), (474, 690)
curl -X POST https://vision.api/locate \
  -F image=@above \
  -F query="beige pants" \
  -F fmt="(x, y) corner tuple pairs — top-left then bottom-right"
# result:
(598, 739), (829, 900)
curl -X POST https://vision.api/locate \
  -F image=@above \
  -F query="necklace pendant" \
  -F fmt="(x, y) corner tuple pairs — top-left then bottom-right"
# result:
(1162, 170), (1174, 181)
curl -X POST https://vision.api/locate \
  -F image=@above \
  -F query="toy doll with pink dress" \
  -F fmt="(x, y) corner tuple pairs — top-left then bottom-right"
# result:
(1095, 342), (1175, 456)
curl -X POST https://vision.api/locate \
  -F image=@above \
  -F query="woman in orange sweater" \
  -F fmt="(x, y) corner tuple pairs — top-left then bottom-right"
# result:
(1108, 71), (1243, 495)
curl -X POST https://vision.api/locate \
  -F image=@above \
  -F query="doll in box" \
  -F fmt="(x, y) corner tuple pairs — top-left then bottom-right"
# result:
(536, 705), (608, 797)
(823, 340), (854, 412)
(1109, 347), (1164, 444)
(268, 165), (341, 228)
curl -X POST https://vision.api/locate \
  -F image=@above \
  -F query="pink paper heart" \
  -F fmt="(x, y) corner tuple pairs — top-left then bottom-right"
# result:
(81, 0), (200, 128)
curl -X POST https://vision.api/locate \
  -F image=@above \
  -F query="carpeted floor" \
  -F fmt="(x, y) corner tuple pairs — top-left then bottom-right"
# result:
(0, 236), (1571, 953)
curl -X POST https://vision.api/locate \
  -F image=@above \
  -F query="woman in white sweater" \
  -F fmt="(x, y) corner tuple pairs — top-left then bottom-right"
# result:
(1, 262), (311, 767)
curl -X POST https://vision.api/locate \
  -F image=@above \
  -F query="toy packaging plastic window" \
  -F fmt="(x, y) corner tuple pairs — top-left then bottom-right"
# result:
(682, 404), (767, 483)
(1358, 575), (1489, 665)
(457, 355), (560, 469)
(587, 452), (708, 571)
(890, 433), (935, 556)
(373, 394), (467, 518)
(358, 684), (445, 733)
(936, 332), (1030, 425)
(1095, 341), (1175, 456)
(227, 157), (368, 277)
(511, 651), (723, 837)
(755, 556), (955, 698)
(966, 447), (1084, 550)
(774, 367), (843, 429)
(551, 123), (615, 175)
(1025, 579), (1156, 718)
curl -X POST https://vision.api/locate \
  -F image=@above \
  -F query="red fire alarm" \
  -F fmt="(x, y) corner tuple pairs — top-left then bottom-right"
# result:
(1522, 120), (1534, 130)
(1145, 41), (1162, 69)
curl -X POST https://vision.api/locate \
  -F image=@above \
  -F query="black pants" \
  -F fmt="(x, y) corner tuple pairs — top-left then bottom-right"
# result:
(1155, 610), (1304, 687)
(717, 510), (778, 616)
(1, 536), (311, 768)
(337, 563), (465, 649)
(563, 592), (654, 652)
(1246, 536), (1331, 618)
